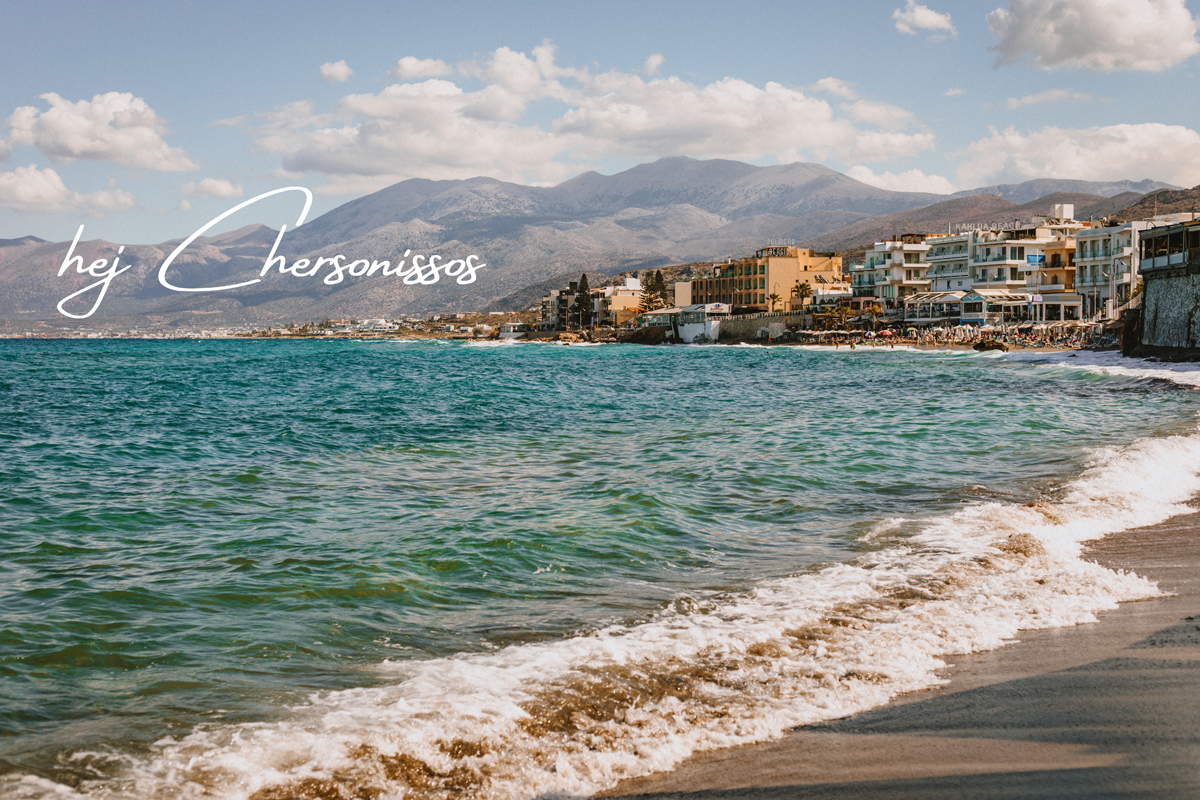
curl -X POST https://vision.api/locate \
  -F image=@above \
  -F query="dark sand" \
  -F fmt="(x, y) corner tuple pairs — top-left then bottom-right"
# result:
(602, 512), (1200, 799)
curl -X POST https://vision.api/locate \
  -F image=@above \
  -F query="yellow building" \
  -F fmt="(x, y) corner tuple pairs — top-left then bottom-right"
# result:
(689, 246), (845, 312)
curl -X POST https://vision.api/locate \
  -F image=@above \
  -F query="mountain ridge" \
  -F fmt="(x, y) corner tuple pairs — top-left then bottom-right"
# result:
(0, 158), (1171, 327)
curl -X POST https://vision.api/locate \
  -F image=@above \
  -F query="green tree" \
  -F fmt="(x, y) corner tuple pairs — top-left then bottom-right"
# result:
(575, 273), (593, 328)
(767, 292), (782, 312)
(654, 270), (671, 308)
(640, 270), (670, 311)
(791, 281), (813, 310)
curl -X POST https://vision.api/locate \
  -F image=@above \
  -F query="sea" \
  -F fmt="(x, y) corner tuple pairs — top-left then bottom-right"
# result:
(3, 337), (1200, 799)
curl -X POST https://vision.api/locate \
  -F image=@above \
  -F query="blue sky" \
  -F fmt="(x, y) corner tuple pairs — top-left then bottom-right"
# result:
(3, 0), (1199, 243)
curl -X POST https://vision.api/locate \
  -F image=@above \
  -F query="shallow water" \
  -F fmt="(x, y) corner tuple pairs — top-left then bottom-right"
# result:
(2, 339), (1199, 798)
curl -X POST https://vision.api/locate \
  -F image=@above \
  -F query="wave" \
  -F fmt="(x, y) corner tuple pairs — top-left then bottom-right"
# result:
(1003, 349), (1200, 389)
(7, 426), (1200, 800)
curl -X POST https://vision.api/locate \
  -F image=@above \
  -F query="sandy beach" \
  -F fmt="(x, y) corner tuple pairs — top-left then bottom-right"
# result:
(603, 512), (1200, 799)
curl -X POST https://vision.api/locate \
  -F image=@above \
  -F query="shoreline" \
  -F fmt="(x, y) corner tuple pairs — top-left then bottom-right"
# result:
(602, 511), (1200, 799)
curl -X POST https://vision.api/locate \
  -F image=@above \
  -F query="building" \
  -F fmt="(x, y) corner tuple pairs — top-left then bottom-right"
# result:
(1138, 218), (1200, 351)
(850, 234), (932, 309)
(593, 276), (643, 326)
(687, 246), (846, 312)
(924, 232), (972, 293)
(540, 276), (645, 330)
(902, 290), (965, 325)
(1074, 222), (1146, 320)
(636, 303), (730, 342)
(1075, 215), (1197, 321)
(539, 281), (579, 330)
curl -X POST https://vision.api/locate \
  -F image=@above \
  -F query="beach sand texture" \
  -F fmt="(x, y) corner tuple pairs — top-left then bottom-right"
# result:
(605, 512), (1200, 799)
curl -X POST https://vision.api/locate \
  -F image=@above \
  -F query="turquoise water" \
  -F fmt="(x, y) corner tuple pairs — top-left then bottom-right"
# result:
(2, 339), (1198, 798)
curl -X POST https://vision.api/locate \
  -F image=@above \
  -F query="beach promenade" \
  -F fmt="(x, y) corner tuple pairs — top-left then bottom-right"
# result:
(605, 513), (1200, 799)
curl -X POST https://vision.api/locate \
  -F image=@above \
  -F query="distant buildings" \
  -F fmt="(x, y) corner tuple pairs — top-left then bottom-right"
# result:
(686, 246), (847, 312)
(539, 276), (643, 330)
(529, 201), (1200, 341)
(837, 204), (1195, 329)
(540, 281), (582, 330)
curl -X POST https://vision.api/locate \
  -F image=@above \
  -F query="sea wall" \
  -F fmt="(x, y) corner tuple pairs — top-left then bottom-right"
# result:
(716, 315), (802, 341)
(1141, 270), (1200, 356)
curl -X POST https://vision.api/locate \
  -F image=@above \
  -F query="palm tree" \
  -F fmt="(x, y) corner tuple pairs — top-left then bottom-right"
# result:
(864, 302), (883, 331)
(767, 292), (781, 313)
(791, 281), (813, 311)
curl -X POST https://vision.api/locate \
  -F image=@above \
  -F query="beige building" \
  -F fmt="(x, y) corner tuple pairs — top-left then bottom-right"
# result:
(593, 277), (643, 326)
(688, 246), (845, 312)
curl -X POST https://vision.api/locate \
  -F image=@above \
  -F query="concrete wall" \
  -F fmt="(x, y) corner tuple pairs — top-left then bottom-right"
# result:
(1142, 273), (1200, 349)
(716, 315), (803, 341)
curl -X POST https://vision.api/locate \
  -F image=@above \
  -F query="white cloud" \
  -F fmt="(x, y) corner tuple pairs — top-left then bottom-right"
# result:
(4, 92), (198, 171)
(0, 164), (137, 215)
(847, 165), (958, 194)
(234, 46), (935, 193)
(988, 0), (1200, 72)
(642, 54), (665, 75)
(177, 199), (192, 212)
(842, 99), (919, 130)
(181, 177), (244, 198)
(893, 0), (956, 37)
(319, 60), (353, 82)
(554, 75), (933, 164)
(389, 56), (453, 80)
(955, 123), (1200, 187)
(809, 77), (859, 100)
(944, 88), (967, 97)
(1006, 88), (1093, 108)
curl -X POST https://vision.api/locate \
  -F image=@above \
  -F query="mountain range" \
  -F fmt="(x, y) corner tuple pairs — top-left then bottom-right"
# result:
(0, 158), (1179, 328)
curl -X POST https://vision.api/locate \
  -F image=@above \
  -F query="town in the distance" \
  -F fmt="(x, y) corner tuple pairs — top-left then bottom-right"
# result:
(9, 185), (1200, 359)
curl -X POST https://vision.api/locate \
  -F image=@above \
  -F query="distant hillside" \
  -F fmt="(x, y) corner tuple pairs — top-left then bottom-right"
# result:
(807, 191), (1147, 259)
(1111, 185), (1200, 223)
(0, 157), (1173, 328)
(952, 178), (1177, 204)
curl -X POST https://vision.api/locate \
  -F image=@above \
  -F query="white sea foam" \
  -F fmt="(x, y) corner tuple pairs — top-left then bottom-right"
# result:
(8, 426), (1200, 800)
(1003, 349), (1200, 388)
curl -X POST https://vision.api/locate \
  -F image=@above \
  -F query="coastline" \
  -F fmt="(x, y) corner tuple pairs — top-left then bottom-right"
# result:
(602, 511), (1200, 799)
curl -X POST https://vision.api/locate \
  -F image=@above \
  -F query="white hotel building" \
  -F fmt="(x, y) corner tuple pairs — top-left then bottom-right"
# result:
(903, 205), (1089, 325)
(850, 234), (931, 309)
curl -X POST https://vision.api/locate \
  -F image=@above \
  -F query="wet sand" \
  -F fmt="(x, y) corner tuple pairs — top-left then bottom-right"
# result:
(602, 512), (1200, 799)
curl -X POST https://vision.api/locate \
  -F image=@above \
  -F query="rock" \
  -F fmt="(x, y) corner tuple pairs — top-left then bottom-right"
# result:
(973, 339), (1009, 352)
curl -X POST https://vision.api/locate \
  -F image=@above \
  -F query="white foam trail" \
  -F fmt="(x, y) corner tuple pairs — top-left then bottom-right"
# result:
(1003, 349), (1200, 388)
(8, 427), (1200, 800)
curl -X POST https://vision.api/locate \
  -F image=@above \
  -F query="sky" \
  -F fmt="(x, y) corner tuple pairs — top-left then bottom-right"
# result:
(2, 0), (1200, 244)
